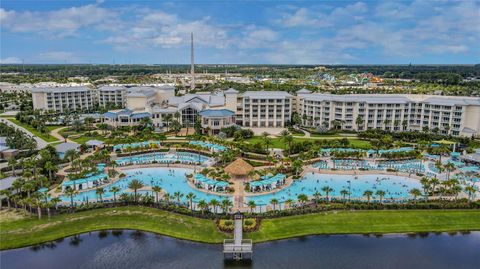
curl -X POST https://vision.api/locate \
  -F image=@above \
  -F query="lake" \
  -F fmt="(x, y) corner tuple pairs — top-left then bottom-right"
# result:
(1, 230), (479, 269)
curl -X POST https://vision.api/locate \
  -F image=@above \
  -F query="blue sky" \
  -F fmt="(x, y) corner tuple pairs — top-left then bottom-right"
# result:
(1, 0), (479, 64)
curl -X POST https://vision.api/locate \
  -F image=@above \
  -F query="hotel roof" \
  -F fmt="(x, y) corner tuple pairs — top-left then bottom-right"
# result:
(199, 109), (235, 117)
(99, 85), (127, 92)
(242, 91), (293, 99)
(169, 93), (225, 107)
(127, 87), (157, 98)
(31, 86), (90, 93)
(299, 93), (480, 105)
(55, 142), (80, 153)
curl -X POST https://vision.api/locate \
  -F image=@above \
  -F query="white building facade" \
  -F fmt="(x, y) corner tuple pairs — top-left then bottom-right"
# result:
(31, 86), (96, 113)
(296, 90), (480, 137)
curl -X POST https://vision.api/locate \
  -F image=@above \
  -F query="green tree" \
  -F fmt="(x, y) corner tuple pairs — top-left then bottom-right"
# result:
(95, 187), (105, 203)
(270, 198), (279, 211)
(221, 199), (233, 214)
(152, 186), (162, 204)
(321, 186), (334, 202)
(297, 194), (308, 206)
(128, 179), (144, 203)
(65, 188), (78, 209)
(197, 199), (208, 215)
(247, 200), (256, 213)
(363, 190), (373, 204)
(110, 186), (120, 205)
(209, 199), (219, 214)
(375, 190), (386, 203)
(186, 192), (196, 211)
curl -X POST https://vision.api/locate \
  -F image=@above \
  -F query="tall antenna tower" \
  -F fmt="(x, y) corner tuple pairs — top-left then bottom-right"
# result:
(190, 32), (195, 91)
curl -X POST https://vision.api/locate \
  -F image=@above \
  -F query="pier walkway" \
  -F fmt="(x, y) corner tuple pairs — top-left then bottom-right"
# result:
(223, 213), (253, 260)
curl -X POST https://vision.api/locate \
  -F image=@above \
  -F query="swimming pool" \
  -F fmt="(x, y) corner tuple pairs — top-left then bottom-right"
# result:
(115, 152), (211, 166)
(246, 173), (423, 206)
(59, 167), (231, 204)
(189, 141), (226, 152)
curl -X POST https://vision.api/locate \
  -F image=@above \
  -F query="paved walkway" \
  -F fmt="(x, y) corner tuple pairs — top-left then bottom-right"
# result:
(49, 126), (71, 143)
(1, 118), (48, 149)
(232, 179), (246, 212)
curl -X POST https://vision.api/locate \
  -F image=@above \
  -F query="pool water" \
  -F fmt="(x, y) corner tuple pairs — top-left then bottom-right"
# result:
(115, 152), (211, 166)
(60, 167), (230, 204)
(247, 173), (423, 205)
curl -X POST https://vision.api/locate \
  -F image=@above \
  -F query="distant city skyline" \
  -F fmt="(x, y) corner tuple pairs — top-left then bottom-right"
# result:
(1, 0), (479, 64)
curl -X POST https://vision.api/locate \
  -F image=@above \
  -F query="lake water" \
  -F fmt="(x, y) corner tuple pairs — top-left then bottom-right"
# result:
(1, 231), (479, 269)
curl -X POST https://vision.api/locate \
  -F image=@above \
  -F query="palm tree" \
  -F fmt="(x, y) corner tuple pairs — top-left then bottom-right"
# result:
(128, 179), (144, 203)
(284, 198), (293, 209)
(340, 189), (349, 202)
(420, 177), (431, 197)
(312, 191), (321, 204)
(7, 157), (17, 176)
(444, 162), (455, 180)
(152, 186), (162, 204)
(22, 181), (35, 198)
(186, 192), (196, 211)
(363, 190), (373, 204)
(291, 160), (303, 176)
(355, 116), (364, 130)
(247, 200), (256, 213)
(173, 191), (183, 203)
(163, 192), (171, 203)
(65, 188), (78, 209)
(32, 197), (43, 220)
(409, 188), (422, 203)
(464, 186), (477, 201)
(430, 177), (440, 196)
(375, 190), (386, 203)
(0, 189), (12, 210)
(197, 199), (208, 215)
(221, 199), (233, 214)
(51, 197), (61, 210)
(297, 194), (308, 206)
(451, 185), (462, 201)
(270, 198), (279, 211)
(321, 186), (334, 202)
(209, 199), (219, 214)
(110, 186), (120, 205)
(95, 187), (105, 203)
(262, 132), (272, 152)
(164, 114), (173, 131)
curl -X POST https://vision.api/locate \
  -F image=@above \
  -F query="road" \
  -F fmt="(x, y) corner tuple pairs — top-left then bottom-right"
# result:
(1, 118), (48, 150)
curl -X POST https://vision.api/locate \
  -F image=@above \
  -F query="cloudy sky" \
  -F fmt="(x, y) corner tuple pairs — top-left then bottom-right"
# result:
(1, 0), (479, 64)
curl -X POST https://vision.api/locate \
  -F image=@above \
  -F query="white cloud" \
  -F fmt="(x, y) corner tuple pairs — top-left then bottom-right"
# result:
(0, 57), (22, 64)
(237, 26), (278, 49)
(276, 2), (367, 28)
(1, 1), (478, 64)
(0, 4), (116, 37)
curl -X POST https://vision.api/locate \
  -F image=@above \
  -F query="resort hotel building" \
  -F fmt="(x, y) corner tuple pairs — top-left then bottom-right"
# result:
(31, 86), (480, 137)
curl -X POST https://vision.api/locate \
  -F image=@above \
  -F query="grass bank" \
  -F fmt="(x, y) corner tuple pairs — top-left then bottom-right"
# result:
(247, 210), (480, 242)
(6, 118), (62, 143)
(0, 207), (226, 250)
(1, 208), (479, 250)
(246, 136), (371, 149)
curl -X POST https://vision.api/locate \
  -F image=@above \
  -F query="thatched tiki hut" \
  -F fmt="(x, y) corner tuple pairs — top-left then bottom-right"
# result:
(224, 158), (254, 179)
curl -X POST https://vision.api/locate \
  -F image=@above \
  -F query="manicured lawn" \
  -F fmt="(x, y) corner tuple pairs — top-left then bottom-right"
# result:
(247, 210), (480, 242)
(6, 118), (62, 143)
(1, 207), (479, 249)
(245, 136), (371, 149)
(0, 207), (226, 250)
(71, 134), (106, 144)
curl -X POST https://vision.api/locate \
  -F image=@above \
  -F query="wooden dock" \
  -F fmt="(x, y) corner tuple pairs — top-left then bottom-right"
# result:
(223, 213), (253, 260)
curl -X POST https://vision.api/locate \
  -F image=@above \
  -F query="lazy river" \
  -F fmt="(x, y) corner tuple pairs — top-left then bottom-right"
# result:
(60, 167), (230, 204)
(247, 173), (423, 206)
